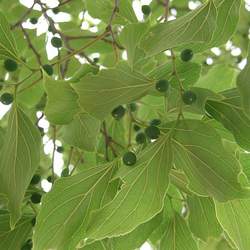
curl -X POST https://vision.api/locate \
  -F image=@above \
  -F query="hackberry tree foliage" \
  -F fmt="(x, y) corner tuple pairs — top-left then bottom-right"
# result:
(0, 0), (250, 249)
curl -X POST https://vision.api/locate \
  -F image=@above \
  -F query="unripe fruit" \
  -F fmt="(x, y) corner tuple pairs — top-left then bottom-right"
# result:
(42, 64), (53, 76)
(61, 168), (69, 177)
(47, 175), (52, 183)
(4, 59), (18, 72)
(129, 103), (137, 112)
(21, 240), (32, 250)
(111, 105), (126, 119)
(30, 17), (38, 24)
(136, 132), (146, 144)
(155, 79), (169, 93)
(30, 193), (42, 204)
(150, 119), (161, 126)
(31, 217), (36, 226)
(51, 37), (62, 48)
(123, 151), (137, 166)
(180, 49), (193, 62)
(0, 93), (13, 105)
(145, 125), (160, 139)
(141, 5), (151, 15)
(56, 146), (64, 153)
(182, 90), (197, 105)
(30, 174), (41, 185)
(133, 124), (141, 132)
(52, 7), (59, 14)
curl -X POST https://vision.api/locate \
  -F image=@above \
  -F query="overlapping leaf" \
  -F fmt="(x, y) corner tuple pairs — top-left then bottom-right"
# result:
(206, 98), (250, 151)
(62, 113), (101, 152)
(33, 162), (117, 250)
(0, 105), (41, 228)
(0, 11), (19, 61)
(140, 0), (217, 56)
(159, 213), (198, 250)
(215, 199), (250, 250)
(72, 63), (154, 120)
(44, 77), (79, 125)
(0, 211), (33, 250)
(170, 120), (250, 201)
(187, 196), (222, 241)
(86, 135), (172, 240)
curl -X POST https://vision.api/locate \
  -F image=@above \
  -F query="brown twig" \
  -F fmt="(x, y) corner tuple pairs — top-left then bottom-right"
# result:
(12, 1), (36, 29)
(20, 25), (42, 66)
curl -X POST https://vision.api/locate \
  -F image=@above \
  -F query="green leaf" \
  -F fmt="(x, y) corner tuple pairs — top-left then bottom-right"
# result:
(195, 64), (238, 92)
(215, 199), (250, 250)
(187, 195), (222, 241)
(0, 105), (41, 228)
(85, 0), (137, 24)
(237, 46), (250, 116)
(111, 213), (162, 250)
(72, 63), (154, 120)
(205, 98), (250, 151)
(119, 22), (149, 68)
(86, 136), (173, 240)
(159, 212), (198, 250)
(140, 0), (217, 56)
(33, 162), (117, 250)
(0, 211), (33, 250)
(62, 113), (101, 152)
(44, 77), (79, 125)
(0, 11), (19, 61)
(170, 119), (250, 201)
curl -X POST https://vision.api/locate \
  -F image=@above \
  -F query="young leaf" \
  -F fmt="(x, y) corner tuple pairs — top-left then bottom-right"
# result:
(0, 11), (19, 61)
(86, 136), (173, 240)
(62, 113), (101, 152)
(215, 199), (250, 250)
(170, 119), (250, 201)
(33, 162), (117, 250)
(0, 105), (41, 228)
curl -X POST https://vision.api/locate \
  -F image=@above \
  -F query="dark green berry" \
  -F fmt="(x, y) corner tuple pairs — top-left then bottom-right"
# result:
(42, 64), (53, 76)
(30, 174), (41, 185)
(150, 119), (161, 126)
(61, 168), (69, 177)
(51, 37), (63, 48)
(133, 124), (141, 132)
(21, 239), (33, 250)
(111, 105), (126, 119)
(180, 49), (193, 62)
(155, 79), (169, 93)
(141, 5), (151, 15)
(38, 126), (45, 136)
(0, 93), (13, 105)
(47, 175), (52, 183)
(123, 151), (137, 166)
(129, 103), (137, 112)
(31, 217), (36, 226)
(52, 7), (60, 14)
(145, 126), (160, 139)
(93, 57), (99, 63)
(4, 59), (18, 72)
(136, 132), (146, 144)
(30, 17), (38, 24)
(56, 146), (64, 153)
(30, 193), (42, 204)
(182, 90), (197, 105)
